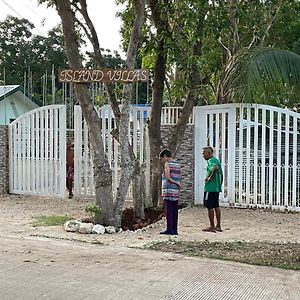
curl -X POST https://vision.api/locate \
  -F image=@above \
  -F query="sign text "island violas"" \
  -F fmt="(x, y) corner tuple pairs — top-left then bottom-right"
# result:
(59, 69), (149, 83)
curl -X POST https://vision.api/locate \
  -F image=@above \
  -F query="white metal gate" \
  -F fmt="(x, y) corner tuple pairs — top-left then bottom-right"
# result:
(73, 105), (151, 198)
(9, 105), (66, 197)
(195, 103), (300, 212)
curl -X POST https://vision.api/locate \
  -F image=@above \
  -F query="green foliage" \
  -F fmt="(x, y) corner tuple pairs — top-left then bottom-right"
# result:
(118, 0), (300, 106)
(32, 215), (73, 227)
(85, 203), (102, 219)
(223, 47), (300, 105)
(0, 16), (68, 99)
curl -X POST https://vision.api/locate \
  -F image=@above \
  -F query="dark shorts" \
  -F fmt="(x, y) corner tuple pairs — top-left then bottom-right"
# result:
(204, 192), (220, 209)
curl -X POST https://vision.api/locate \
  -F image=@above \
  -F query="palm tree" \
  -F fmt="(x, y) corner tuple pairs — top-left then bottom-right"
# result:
(221, 47), (300, 107)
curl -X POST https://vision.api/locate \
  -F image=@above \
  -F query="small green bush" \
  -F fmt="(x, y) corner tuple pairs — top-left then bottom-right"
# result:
(85, 203), (102, 221)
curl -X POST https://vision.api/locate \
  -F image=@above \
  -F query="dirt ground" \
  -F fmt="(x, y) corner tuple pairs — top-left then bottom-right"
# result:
(0, 194), (299, 247)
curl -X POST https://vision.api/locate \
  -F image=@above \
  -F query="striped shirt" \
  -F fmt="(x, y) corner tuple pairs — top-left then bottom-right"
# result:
(162, 160), (181, 201)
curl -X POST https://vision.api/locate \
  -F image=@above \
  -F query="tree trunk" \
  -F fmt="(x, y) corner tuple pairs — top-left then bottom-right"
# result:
(132, 162), (145, 219)
(113, 0), (146, 221)
(55, 0), (116, 225)
(148, 41), (166, 207)
(148, 0), (169, 207)
(167, 12), (205, 155)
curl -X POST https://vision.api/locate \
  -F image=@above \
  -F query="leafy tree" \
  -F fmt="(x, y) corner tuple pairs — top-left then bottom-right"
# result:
(40, 0), (147, 227)
(0, 16), (68, 102)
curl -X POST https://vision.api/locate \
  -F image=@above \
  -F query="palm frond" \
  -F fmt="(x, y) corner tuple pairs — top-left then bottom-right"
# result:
(223, 47), (300, 103)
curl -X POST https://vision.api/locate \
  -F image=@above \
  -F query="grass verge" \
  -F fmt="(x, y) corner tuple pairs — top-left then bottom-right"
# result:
(146, 240), (300, 270)
(32, 215), (74, 227)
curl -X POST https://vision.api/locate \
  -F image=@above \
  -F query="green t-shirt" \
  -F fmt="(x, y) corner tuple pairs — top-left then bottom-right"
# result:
(204, 157), (223, 192)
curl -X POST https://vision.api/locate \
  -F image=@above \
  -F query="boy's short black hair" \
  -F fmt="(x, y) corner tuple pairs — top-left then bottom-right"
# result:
(159, 148), (172, 158)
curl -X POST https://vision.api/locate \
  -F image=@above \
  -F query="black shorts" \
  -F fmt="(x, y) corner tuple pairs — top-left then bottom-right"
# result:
(204, 192), (220, 209)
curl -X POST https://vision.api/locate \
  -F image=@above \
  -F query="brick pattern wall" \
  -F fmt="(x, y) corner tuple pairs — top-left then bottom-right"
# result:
(161, 125), (195, 206)
(0, 126), (9, 195)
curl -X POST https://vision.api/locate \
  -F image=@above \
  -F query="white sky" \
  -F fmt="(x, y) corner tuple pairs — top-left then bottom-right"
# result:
(0, 0), (124, 55)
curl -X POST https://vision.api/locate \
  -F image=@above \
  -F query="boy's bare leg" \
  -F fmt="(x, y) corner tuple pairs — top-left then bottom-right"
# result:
(215, 207), (222, 231)
(202, 209), (216, 232)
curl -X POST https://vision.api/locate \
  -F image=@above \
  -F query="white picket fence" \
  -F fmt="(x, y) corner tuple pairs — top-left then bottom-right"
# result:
(8, 103), (300, 212)
(161, 107), (194, 125)
(9, 105), (66, 197)
(195, 103), (300, 212)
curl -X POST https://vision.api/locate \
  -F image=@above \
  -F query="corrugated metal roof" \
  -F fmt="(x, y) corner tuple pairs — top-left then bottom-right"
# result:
(0, 85), (19, 97)
(0, 85), (42, 106)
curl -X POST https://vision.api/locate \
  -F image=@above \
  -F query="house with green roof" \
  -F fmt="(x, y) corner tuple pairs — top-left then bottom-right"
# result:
(0, 85), (42, 125)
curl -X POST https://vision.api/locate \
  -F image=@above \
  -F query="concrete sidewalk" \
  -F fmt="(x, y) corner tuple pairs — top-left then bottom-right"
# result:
(0, 235), (299, 300)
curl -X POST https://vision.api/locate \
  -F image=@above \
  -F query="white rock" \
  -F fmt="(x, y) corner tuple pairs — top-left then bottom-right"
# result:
(105, 226), (116, 234)
(118, 228), (123, 234)
(64, 220), (81, 232)
(78, 223), (94, 234)
(92, 224), (105, 234)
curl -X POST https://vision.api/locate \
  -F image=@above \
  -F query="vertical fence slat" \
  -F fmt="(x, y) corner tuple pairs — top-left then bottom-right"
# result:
(228, 107), (236, 204)
(245, 106), (251, 206)
(215, 113), (220, 159)
(284, 113), (290, 207)
(74, 106), (82, 197)
(133, 109), (138, 156)
(107, 108), (112, 163)
(83, 120), (89, 195)
(30, 114), (35, 192)
(25, 115), (30, 192)
(44, 109), (49, 194)
(139, 110), (144, 164)
(59, 106), (66, 197)
(269, 110), (274, 207)
(54, 108), (59, 194)
(261, 109), (266, 206)
(238, 106), (244, 206)
(49, 109), (54, 195)
(101, 107), (106, 152)
(35, 111), (40, 193)
(209, 114), (214, 146)
(8, 124), (13, 193)
(253, 106), (259, 206)
(221, 113), (226, 176)
(292, 116), (297, 209)
(39, 110), (44, 194)
(276, 112), (282, 207)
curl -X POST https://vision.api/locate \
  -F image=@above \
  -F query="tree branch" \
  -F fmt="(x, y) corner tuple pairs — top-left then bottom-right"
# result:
(259, 0), (283, 46)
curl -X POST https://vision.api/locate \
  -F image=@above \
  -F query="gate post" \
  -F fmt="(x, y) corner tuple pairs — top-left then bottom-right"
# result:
(59, 105), (67, 197)
(194, 106), (207, 205)
(227, 106), (236, 204)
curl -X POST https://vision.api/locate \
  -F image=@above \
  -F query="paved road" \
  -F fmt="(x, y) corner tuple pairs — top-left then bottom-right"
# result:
(0, 235), (299, 300)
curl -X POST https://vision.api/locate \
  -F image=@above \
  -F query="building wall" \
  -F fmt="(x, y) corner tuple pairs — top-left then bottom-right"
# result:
(0, 126), (9, 194)
(161, 125), (195, 206)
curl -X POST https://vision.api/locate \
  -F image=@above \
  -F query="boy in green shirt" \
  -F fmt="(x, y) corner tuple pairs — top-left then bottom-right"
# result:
(202, 146), (223, 233)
